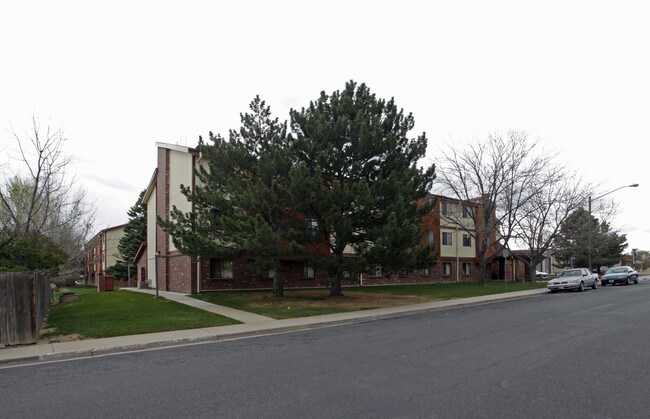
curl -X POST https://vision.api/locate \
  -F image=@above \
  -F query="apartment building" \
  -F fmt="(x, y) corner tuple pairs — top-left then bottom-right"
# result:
(136, 142), (494, 293)
(84, 224), (126, 285)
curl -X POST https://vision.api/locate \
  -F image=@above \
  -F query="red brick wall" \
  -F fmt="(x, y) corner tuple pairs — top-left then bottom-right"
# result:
(195, 257), (484, 292)
(166, 252), (195, 293)
(200, 259), (332, 291)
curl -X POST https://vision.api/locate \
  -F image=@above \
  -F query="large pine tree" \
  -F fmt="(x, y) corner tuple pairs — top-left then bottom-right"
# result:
(289, 81), (436, 296)
(161, 96), (297, 297)
(553, 207), (627, 270)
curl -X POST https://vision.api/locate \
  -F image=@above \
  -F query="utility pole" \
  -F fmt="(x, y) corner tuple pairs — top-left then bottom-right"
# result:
(587, 183), (638, 272)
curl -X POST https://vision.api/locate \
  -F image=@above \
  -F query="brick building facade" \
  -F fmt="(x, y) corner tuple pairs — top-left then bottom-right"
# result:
(84, 224), (126, 285)
(138, 142), (497, 294)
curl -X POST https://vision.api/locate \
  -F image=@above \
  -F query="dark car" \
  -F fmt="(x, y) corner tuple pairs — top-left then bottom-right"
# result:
(600, 266), (638, 286)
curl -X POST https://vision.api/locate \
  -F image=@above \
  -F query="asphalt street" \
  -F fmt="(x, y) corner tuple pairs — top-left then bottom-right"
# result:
(2, 281), (649, 418)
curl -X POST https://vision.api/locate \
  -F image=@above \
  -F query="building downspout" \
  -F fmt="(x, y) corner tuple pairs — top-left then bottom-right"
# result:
(196, 255), (201, 293)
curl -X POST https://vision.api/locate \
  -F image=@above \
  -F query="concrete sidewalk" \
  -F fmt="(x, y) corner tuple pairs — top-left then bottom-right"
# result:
(124, 288), (275, 324)
(0, 287), (552, 367)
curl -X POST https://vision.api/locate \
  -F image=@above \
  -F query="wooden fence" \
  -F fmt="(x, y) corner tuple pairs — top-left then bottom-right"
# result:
(0, 272), (50, 347)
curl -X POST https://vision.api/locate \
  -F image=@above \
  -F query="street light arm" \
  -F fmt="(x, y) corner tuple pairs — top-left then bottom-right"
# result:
(592, 183), (639, 202)
(587, 183), (638, 272)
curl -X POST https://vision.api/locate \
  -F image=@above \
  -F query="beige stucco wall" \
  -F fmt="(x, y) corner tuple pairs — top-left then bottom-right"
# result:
(441, 216), (474, 230)
(168, 149), (194, 252)
(440, 228), (476, 259)
(104, 227), (125, 268)
(195, 156), (209, 188)
(146, 185), (157, 285)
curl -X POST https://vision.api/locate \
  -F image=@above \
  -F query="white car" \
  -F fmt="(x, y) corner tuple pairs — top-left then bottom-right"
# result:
(547, 268), (599, 292)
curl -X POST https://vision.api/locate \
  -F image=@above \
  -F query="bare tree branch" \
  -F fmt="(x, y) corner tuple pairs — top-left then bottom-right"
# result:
(436, 131), (553, 284)
(0, 115), (96, 272)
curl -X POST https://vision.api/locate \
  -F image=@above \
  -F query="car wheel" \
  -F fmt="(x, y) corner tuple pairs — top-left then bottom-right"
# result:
(625, 277), (630, 285)
(591, 280), (597, 290)
(634, 277), (639, 284)
(578, 282), (584, 292)
(601, 281), (606, 287)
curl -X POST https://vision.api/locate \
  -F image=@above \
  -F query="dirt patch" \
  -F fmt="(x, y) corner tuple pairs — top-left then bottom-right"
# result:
(252, 290), (433, 309)
(39, 327), (83, 344)
(39, 333), (83, 343)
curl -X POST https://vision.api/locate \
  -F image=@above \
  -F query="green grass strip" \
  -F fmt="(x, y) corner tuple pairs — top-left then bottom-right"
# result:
(45, 286), (239, 339)
(193, 281), (547, 319)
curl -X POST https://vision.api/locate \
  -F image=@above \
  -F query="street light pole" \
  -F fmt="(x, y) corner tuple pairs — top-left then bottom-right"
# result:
(587, 183), (639, 272)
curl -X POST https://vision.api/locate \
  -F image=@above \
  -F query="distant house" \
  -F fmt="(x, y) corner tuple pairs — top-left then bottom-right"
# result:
(139, 142), (499, 293)
(620, 254), (634, 268)
(497, 249), (559, 281)
(84, 224), (126, 285)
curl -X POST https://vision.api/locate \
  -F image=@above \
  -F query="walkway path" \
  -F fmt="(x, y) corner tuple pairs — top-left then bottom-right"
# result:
(124, 288), (274, 324)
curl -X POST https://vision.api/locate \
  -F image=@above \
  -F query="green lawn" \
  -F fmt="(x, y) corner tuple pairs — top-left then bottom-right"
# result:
(193, 280), (548, 319)
(44, 281), (547, 338)
(45, 286), (240, 339)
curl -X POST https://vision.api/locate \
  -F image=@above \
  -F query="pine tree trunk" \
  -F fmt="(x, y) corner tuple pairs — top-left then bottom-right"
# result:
(329, 277), (343, 296)
(329, 253), (344, 296)
(272, 261), (283, 297)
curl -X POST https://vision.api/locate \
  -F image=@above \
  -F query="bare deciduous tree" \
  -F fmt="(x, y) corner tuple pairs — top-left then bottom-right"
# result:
(436, 131), (551, 284)
(512, 167), (592, 280)
(0, 115), (95, 272)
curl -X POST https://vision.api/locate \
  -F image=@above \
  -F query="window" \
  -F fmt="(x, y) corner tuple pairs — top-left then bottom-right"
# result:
(442, 232), (453, 246)
(302, 262), (315, 278)
(462, 263), (471, 275)
(305, 217), (319, 232)
(442, 262), (452, 276)
(371, 264), (382, 277)
(420, 267), (430, 276)
(210, 258), (233, 279)
(426, 229), (434, 245)
(442, 201), (453, 216)
(463, 234), (471, 247)
(462, 206), (473, 218)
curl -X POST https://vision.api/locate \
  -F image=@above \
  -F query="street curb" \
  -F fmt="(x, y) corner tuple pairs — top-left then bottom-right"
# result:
(1, 288), (549, 367)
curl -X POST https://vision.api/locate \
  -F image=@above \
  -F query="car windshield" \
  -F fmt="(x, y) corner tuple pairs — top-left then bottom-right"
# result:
(559, 270), (582, 277)
(606, 267), (627, 274)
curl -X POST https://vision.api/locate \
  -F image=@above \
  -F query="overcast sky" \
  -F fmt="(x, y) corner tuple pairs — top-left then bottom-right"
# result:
(1, 1), (648, 251)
